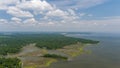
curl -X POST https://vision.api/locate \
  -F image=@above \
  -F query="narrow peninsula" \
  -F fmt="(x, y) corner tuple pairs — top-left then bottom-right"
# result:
(0, 33), (99, 68)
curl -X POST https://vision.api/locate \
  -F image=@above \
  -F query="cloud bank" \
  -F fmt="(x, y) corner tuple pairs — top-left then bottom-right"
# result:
(0, 0), (119, 33)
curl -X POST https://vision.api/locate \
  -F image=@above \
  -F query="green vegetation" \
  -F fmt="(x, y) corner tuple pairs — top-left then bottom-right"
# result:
(0, 33), (99, 68)
(0, 58), (21, 68)
(43, 54), (68, 60)
(0, 33), (99, 55)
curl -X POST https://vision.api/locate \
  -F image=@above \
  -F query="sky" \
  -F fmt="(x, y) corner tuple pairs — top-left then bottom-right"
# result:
(0, 0), (120, 33)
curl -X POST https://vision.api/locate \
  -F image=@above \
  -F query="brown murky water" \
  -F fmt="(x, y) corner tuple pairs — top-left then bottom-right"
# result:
(49, 34), (120, 68)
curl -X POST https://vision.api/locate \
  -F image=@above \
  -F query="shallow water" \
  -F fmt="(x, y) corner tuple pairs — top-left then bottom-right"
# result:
(49, 33), (120, 68)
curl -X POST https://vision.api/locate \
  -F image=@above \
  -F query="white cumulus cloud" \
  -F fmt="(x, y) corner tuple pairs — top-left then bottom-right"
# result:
(7, 6), (33, 18)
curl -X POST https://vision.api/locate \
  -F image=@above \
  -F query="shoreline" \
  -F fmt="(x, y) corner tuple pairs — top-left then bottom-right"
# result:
(2, 42), (89, 68)
(0, 39), (98, 68)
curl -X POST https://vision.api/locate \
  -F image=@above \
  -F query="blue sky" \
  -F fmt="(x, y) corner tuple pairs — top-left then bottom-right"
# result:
(0, 0), (120, 33)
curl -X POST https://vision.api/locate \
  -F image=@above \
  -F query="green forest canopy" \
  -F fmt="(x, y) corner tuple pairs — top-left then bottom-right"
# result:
(0, 33), (99, 55)
(0, 58), (21, 68)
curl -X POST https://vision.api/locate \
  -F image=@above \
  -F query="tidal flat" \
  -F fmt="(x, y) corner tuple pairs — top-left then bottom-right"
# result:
(6, 43), (87, 68)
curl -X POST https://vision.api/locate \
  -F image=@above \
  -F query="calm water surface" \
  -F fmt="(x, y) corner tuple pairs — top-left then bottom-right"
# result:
(49, 33), (120, 68)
